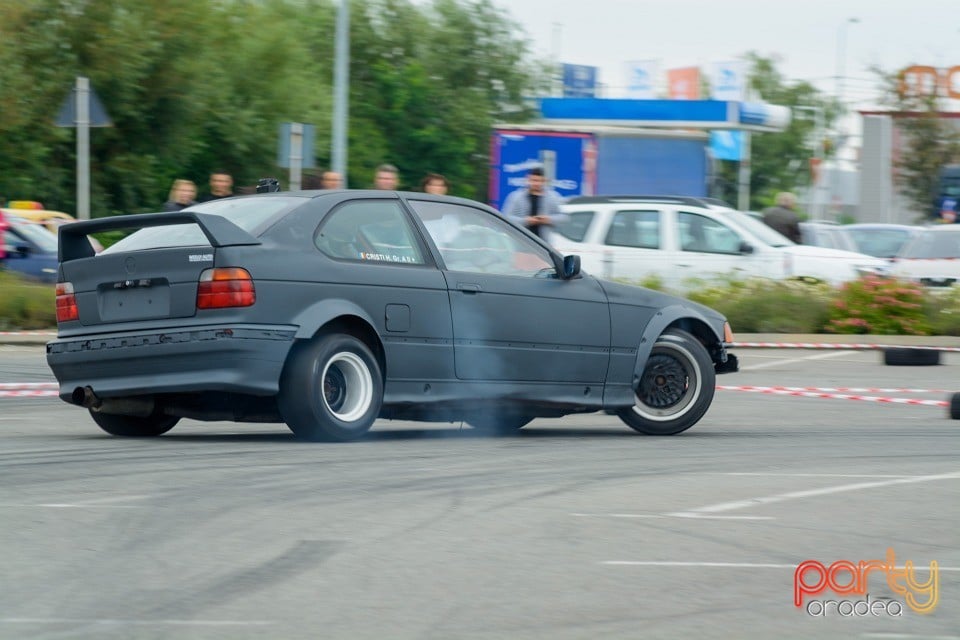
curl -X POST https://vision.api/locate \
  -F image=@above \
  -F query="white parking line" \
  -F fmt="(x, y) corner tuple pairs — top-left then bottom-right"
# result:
(570, 513), (773, 521)
(721, 473), (915, 479)
(739, 349), (853, 371)
(0, 495), (152, 509)
(678, 471), (960, 515)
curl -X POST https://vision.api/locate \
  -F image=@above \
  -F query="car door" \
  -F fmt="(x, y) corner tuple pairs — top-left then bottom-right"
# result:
(672, 209), (763, 285)
(405, 199), (611, 383)
(595, 208), (683, 288)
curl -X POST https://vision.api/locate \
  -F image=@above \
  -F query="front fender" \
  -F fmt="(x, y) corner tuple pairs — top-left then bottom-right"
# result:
(631, 305), (724, 383)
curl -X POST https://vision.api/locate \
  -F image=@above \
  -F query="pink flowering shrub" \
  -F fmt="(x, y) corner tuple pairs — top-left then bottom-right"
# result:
(826, 276), (930, 335)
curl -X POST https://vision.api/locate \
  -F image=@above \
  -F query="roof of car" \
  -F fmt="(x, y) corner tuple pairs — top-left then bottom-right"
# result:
(564, 195), (731, 208)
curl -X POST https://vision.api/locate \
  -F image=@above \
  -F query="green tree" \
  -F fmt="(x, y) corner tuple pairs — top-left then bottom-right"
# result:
(712, 52), (835, 212)
(872, 66), (960, 219)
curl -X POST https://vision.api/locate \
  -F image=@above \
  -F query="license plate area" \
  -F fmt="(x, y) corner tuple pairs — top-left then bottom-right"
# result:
(98, 279), (172, 322)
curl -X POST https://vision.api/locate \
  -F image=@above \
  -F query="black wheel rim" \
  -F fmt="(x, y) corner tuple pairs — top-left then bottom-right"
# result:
(639, 353), (689, 409)
(324, 365), (347, 412)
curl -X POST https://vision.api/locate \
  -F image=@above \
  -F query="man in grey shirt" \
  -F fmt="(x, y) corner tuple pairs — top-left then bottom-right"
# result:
(501, 166), (567, 239)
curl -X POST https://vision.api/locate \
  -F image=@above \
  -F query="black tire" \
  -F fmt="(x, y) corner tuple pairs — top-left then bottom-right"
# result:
(950, 392), (960, 420)
(89, 409), (179, 437)
(882, 347), (941, 366)
(278, 334), (383, 442)
(467, 413), (534, 435)
(617, 329), (715, 435)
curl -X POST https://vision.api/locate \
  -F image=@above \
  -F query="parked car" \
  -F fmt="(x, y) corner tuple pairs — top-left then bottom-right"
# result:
(2, 215), (59, 283)
(46, 190), (738, 441)
(549, 196), (888, 291)
(1, 205), (104, 252)
(843, 223), (923, 259)
(886, 224), (960, 288)
(799, 221), (859, 253)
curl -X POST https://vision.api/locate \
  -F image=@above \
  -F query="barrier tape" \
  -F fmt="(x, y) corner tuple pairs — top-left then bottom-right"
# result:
(0, 382), (58, 389)
(731, 341), (960, 352)
(717, 385), (949, 407)
(0, 331), (56, 336)
(0, 390), (58, 398)
(727, 385), (951, 394)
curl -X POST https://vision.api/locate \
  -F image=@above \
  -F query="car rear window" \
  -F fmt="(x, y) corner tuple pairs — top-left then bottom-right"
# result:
(900, 229), (960, 259)
(554, 210), (594, 241)
(102, 196), (302, 254)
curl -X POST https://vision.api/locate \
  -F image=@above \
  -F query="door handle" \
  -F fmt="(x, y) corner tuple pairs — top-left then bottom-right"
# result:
(457, 283), (481, 293)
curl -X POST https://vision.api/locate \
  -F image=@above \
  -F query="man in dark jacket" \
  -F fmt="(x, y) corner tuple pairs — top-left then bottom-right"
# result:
(762, 192), (802, 243)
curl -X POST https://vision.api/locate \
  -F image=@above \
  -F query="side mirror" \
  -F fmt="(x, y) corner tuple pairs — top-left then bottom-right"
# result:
(739, 241), (754, 255)
(561, 254), (581, 279)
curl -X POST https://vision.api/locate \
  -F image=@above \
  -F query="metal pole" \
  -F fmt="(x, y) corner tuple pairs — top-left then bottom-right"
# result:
(76, 76), (90, 220)
(737, 131), (751, 211)
(289, 123), (303, 191)
(833, 17), (859, 221)
(332, 0), (349, 183)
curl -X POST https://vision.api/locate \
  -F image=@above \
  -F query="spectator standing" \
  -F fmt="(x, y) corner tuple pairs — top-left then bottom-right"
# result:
(322, 170), (344, 189)
(162, 179), (198, 212)
(500, 167), (567, 239)
(421, 173), (448, 195)
(373, 164), (399, 190)
(199, 170), (234, 202)
(761, 192), (802, 243)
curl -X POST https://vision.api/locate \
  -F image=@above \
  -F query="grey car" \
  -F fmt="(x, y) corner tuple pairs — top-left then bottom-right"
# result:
(47, 190), (738, 441)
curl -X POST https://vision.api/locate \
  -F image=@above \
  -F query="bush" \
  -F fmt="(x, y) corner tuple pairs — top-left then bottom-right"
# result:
(686, 277), (835, 333)
(925, 287), (960, 336)
(0, 270), (55, 330)
(826, 276), (930, 335)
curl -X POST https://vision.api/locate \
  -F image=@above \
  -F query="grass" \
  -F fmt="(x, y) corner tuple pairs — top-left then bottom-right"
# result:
(0, 269), (56, 330)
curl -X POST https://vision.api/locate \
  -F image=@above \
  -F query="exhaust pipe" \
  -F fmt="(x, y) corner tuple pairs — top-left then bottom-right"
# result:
(72, 386), (155, 417)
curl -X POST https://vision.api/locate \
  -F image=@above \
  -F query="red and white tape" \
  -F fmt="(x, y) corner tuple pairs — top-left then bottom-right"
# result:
(0, 331), (56, 336)
(731, 341), (960, 352)
(717, 385), (949, 407)
(0, 390), (58, 398)
(0, 382), (58, 389)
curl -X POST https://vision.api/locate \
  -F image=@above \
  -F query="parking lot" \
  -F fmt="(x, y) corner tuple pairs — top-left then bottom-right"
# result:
(0, 342), (957, 639)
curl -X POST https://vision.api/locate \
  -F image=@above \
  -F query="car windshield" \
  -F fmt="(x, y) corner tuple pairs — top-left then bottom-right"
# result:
(718, 209), (794, 247)
(102, 196), (303, 254)
(10, 219), (58, 252)
(899, 229), (960, 259)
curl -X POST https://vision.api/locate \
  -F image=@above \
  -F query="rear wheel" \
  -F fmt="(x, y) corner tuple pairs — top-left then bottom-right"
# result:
(279, 334), (383, 442)
(89, 409), (179, 437)
(617, 329), (715, 435)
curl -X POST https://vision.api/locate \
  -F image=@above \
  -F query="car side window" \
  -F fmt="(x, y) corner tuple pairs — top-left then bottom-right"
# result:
(315, 200), (425, 265)
(678, 212), (742, 254)
(554, 210), (594, 241)
(407, 200), (555, 277)
(605, 210), (660, 249)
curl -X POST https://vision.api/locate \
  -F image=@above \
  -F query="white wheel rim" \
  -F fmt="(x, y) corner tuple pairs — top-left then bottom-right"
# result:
(631, 342), (701, 422)
(320, 351), (374, 423)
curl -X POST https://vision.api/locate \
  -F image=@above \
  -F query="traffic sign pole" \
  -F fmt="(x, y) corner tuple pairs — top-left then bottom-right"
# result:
(76, 77), (90, 220)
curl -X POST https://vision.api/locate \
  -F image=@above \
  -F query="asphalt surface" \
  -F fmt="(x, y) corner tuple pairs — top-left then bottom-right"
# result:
(0, 341), (957, 639)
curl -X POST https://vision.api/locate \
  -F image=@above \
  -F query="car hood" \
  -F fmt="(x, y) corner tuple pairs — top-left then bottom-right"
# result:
(780, 244), (887, 265)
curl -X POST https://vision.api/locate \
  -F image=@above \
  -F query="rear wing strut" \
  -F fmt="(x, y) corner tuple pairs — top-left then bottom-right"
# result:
(58, 212), (262, 262)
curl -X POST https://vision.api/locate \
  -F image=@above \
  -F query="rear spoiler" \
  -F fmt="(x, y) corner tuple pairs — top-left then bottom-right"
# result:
(58, 212), (262, 262)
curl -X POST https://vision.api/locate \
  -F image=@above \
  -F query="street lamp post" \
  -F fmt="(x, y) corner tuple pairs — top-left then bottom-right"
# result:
(832, 17), (859, 220)
(795, 105), (825, 220)
(331, 0), (349, 184)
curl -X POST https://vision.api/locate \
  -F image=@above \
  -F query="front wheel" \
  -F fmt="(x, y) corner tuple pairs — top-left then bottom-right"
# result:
(89, 409), (179, 437)
(617, 329), (715, 435)
(278, 334), (383, 442)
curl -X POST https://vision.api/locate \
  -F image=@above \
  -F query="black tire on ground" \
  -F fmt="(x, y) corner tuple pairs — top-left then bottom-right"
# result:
(467, 413), (534, 435)
(89, 409), (179, 437)
(950, 392), (960, 420)
(617, 328), (716, 436)
(882, 347), (941, 366)
(278, 334), (383, 442)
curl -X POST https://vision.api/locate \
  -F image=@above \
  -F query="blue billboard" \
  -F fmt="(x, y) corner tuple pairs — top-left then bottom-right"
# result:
(489, 130), (593, 210)
(562, 64), (598, 98)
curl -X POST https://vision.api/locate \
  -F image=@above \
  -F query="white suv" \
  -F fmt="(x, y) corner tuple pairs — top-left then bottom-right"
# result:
(548, 196), (888, 291)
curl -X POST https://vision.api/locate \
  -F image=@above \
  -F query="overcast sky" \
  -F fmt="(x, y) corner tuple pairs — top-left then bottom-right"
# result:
(498, 0), (959, 108)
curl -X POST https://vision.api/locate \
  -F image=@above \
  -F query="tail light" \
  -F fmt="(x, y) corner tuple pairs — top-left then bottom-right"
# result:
(55, 282), (79, 323)
(197, 267), (256, 309)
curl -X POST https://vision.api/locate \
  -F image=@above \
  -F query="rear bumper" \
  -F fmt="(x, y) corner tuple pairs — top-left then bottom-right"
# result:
(46, 324), (296, 401)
